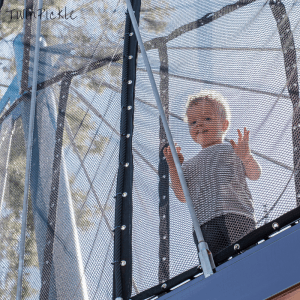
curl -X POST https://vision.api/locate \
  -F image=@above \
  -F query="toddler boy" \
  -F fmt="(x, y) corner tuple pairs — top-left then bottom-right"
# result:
(163, 90), (261, 256)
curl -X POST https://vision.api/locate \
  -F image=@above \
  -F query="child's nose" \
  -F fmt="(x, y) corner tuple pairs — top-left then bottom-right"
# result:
(196, 120), (203, 127)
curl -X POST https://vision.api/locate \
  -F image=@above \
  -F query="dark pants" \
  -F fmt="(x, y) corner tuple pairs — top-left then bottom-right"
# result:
(193, 213), (256, 257)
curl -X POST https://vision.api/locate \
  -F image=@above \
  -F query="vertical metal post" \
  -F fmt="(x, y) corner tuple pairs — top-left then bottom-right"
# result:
(158, 43), (170, 283)
(270, 0), (300, 205)
(113, 1), (141, 299)
(17, 0), (44, 298)
(20, 0), (33, 95)
(0, 118), (14, 214)
(125, 0), (214, 278)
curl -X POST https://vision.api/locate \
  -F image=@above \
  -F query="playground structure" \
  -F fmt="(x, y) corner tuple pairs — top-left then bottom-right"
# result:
(0, 0), (299, 299)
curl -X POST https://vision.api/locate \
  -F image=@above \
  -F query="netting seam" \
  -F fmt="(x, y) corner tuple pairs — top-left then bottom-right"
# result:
(39, 73), (73, 300)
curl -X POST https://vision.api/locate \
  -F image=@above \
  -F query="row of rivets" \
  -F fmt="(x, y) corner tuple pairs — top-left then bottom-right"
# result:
(118, 22), (133, 289)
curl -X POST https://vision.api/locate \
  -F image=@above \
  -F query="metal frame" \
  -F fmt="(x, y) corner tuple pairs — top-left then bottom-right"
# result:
(124, 0), (215, 278)
(113, 1), (141, 299)
(269, 0), (300, 206)
(158, 43), (170, 283)
(17, 0), (44, 298)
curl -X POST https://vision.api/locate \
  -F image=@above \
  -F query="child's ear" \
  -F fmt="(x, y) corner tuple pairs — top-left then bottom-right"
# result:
(222, 119), (229, 132)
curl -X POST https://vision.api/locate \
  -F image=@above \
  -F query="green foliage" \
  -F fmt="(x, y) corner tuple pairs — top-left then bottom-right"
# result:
(140, 1), (174, 33)
(0, 0), (172, 298)
(65, 92), (110, 157)
(0, 118), (38, 299)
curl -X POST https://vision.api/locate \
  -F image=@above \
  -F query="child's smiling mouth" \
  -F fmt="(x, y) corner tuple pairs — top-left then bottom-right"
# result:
(197, 129), (208, 134)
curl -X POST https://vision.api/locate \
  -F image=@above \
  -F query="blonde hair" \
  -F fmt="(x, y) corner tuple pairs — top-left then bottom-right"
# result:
(184, 90), (231, 125)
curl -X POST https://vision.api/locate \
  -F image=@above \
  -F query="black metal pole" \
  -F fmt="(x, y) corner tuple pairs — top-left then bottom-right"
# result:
(158, 42), (170, 283)
(113, 1), (141, 299)
(20, 0), (34, 95)
(270, 0), (300, 205)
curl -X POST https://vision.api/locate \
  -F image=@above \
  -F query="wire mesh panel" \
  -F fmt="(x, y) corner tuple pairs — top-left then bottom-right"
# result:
(0, 0), (299, 299)
(0, 0), (127, 299)
(131, 0), (300, 297)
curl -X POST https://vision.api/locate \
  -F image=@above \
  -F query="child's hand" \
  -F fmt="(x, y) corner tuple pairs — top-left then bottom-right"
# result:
(230, 128), (251, 162)
(163, 143), (184, 167)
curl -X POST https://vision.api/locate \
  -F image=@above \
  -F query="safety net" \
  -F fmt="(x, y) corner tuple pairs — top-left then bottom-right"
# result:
(0, 0), (299, 299)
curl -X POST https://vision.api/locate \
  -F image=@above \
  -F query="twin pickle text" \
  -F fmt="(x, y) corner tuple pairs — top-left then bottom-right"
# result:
(6, 7), (77, 20)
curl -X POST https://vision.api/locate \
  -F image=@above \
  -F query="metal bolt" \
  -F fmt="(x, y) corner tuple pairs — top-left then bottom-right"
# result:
(163, 156), (166, 160)
(272, 222), (279, 230)
(128, 55), (133, 59)
(126, 134), (130, 138)
(234, 244), (240, 251)
(162, 257), (166, 261)
(163, 235), (167, 239)
(297, 193), (300, 198)
(161, 283), (167, 289)
(46, 260), (49, 264)
(129, 32), (134, 36)
(127, 106), (132, 110)
(121, 225), (126, 230)
(122, 192), (127, 197)
(127, 80), (132, 85)
(124, 162), (129, 167)
(163, 195), (166, 199)
(120, 260), (126, 266)
(162, 214), (166, 219)
(162, 175), (166, 179)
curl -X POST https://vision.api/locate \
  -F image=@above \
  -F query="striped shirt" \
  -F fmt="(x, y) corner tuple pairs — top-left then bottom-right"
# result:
(182, 143), (255, 226)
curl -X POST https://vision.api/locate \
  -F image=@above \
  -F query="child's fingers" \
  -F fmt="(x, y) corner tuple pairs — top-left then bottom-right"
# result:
(230, 139), (237, 149)
(237, 129), (242, 142)
(163, 146), (171, 157)
(245, 129), (250, 141)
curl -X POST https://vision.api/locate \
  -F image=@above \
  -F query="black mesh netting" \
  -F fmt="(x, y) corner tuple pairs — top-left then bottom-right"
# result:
(0, 0), (299, 299)
(131, 0), (300, 297)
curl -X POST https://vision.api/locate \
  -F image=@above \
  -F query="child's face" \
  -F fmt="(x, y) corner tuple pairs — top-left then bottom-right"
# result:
(187, 100), (229, 148)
